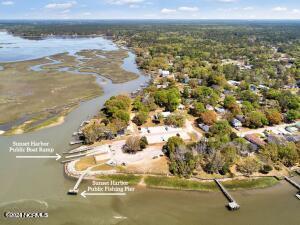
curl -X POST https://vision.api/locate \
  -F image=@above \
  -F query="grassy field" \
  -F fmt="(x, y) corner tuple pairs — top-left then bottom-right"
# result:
(144, 176), (279, 191)
(95, 174), (142, 186)
(144, 176), (218, 191)
(222, 177), (279, 190)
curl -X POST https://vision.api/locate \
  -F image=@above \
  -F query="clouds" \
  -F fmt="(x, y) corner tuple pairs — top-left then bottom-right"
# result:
(45, 1), (77, 10)
(106, 0), (144, 5)
(178, 6), (199, 12)
(161, 8), (177, 14)
(1, 1), (14, 5)
(161, 6), (199, 14)
(272, 7), (287, 12)
(0, 0), (300, 20)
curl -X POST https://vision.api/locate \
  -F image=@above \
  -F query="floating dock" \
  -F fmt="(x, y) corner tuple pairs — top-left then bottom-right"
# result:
(214, 179), (240, 210)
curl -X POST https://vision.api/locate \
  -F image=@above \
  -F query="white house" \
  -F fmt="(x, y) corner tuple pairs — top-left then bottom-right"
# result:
(159, 69), (170, 77)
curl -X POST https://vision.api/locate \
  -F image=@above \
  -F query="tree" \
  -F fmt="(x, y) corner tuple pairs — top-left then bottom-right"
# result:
(237, 158), (260, 175)
(224, 95), (241, 115)
(132, 111), (149, 126)
(190, 102), (205, 117)
(163, 136), (196, 177)
(204, 151), (225, 174)
(164, 114), (185, 127)
(278, 142), (299, 167)
(240, 90), (259, 103)
(123, 136), (142, 154)
(191, 86), (219, 106)
(242, 101), (255, 114)
(154, 88), (181, 112)
(139, 136), (148, 150)
(182, 86), (190, 98)
(286, 109), (300, 122)
(261, 143), (279, 162)
(221, 144), (237, 165)
(163, 136), (185, 157)
(200, 110), (217, 125)
(265, 109), (283, 125)
(245, 111), (268, 128)
(209, 120), (232, 136)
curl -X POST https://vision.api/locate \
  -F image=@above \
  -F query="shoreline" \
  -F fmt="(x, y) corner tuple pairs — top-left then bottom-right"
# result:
(64, 161), (281, 192)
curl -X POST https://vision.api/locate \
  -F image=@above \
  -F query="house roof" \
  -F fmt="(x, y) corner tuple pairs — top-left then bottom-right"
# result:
(244, 134), (266, 147)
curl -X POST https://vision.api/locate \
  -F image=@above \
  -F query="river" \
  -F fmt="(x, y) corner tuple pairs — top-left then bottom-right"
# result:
(0, 32), (299, 225)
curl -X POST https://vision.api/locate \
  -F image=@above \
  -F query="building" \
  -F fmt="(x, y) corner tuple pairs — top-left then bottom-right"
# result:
(159, 69), (170, 77)
(177, 104), (185, 110)
(206, 104), (214, 111)
(231, 119), (242, 128)
(284, 135), (300, 143)
(244, 134), (266, 148)
(227, 80), (241, 87)
(215, 107), (226, 114)
(161, 112), (171, 118)
(285, 126), (298, 133)
(198, 123), (210, 132)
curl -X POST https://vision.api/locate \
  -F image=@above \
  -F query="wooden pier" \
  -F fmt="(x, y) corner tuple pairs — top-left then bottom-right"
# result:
(214, 179), (240, 210)
(284, 176), (300, 190)
(68, 168), (91, 195)
(284, 176), (300, 200)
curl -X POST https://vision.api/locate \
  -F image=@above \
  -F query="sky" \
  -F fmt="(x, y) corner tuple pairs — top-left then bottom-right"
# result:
(0, 0), (300, 20)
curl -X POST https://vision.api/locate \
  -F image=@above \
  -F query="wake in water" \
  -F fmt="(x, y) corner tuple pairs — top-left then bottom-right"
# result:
(0, 199), (48, 209)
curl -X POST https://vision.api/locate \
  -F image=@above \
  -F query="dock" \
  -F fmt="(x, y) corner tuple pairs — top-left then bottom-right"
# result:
(214, 179), (240, 210)
(80, 120), (90, 127)
(69, 140), (84, 145)
(63, 146), (93, 155)
(284, 176), (300, 200)
(284, 176), (300, 190)
(68, 168), (91, 195)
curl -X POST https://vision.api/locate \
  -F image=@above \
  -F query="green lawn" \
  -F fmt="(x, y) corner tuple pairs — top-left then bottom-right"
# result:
(144, 176), (218, 191)
(222, 177), (279, 190)
(95, 174), (142, 186)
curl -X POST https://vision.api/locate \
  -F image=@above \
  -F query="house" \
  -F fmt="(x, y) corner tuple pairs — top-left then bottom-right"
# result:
(215, 107), (226, 114)
(156, 84), (168, 89)
(244, 134), (266, 148)
(266, 134), (286, 145)
(159, 69), (170, 77)
(206, 104), (214, 111)
(250, 84), (258, 92)
(227, 80), (241, 86)
(236, 115), (246, 123)
(258, 84), (270, 90)
(285, 126), (298, 133)
(161, 112), (171, 118)
(177, 104), (185, 110)
(231, 118), (242, 128)
(284, 135), (300, 143)
(198, 123), (210, 132)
